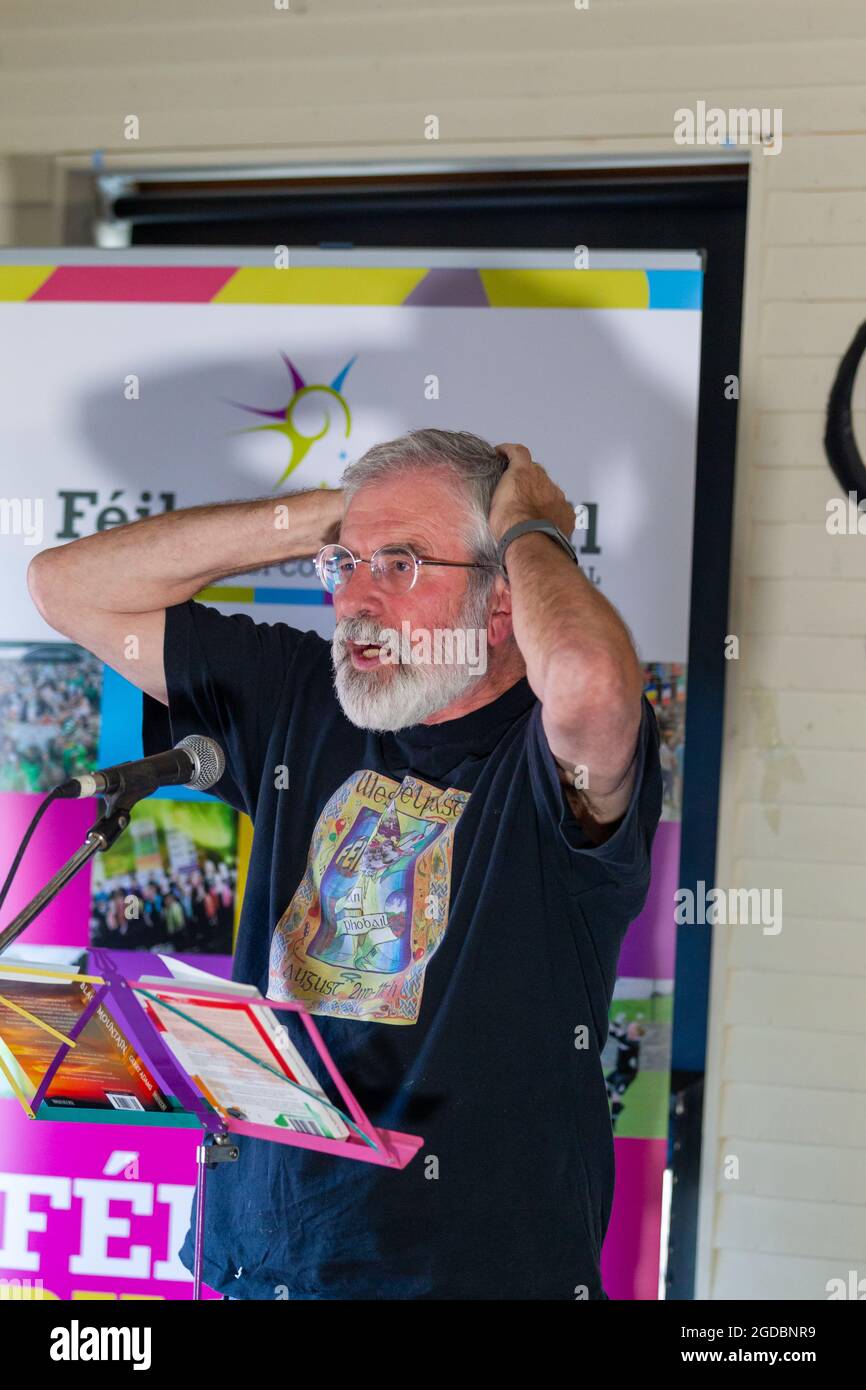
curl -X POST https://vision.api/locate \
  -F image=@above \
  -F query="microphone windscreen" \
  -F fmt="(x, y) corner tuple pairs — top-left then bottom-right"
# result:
(176, 734), (226, 790)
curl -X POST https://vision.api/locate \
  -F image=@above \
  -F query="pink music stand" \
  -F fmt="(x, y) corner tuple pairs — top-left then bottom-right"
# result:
(88, 950), (424, 1298)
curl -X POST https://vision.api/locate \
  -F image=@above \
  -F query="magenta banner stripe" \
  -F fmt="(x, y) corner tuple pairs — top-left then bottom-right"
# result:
(31, 265), (236, 302)
(601, 1138), (667, 1300)
(618, 820), (680, 980)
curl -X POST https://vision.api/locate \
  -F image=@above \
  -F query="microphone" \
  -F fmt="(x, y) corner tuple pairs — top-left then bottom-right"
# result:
(54, 735), (226, 800)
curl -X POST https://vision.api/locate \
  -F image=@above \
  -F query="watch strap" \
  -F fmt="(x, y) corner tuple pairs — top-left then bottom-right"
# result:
(497, 518), (579, 574)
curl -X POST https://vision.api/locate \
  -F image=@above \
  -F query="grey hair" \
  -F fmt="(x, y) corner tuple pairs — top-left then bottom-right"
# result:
(340, 428), (507, 600)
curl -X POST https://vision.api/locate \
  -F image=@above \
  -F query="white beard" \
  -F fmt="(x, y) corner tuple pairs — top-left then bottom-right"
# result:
(331, 590), (491, 732)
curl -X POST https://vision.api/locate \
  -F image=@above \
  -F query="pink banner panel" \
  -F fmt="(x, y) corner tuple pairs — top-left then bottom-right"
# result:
(618, 821), (680, 979)
(30, 266), (235, 303)
(0, 1098), (221, 1300)
(601, 1137), (668, 1300)
(0, 794), (98, 949)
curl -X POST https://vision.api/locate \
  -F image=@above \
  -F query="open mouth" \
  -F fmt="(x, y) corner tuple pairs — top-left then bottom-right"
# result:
(347, 640), (385, 670)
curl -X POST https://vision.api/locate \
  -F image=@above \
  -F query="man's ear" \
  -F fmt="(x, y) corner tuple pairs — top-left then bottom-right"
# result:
(487, 573), (513, 647)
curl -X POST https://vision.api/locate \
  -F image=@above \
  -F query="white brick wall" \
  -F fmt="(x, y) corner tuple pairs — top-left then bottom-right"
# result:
(1, 0), (864, 1301)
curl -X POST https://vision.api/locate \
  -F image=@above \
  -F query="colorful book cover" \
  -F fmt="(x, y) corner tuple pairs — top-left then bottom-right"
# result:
(0, 976), (170, 1113)
(136, 987), (349, 1139)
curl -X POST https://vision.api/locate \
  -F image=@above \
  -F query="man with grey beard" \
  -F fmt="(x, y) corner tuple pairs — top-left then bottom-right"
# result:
(28, 428), (662, 1301)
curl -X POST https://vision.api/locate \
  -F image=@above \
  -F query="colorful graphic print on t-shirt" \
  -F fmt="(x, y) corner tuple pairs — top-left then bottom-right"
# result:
(267, 770), (469, 1024)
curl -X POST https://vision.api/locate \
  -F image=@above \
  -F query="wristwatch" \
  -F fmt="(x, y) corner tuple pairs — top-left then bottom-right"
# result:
(497, 518), (580, 576)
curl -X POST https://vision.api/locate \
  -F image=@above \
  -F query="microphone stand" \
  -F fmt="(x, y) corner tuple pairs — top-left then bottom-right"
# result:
(0, 781), (239, 1300)
(0, 787), (146, 957)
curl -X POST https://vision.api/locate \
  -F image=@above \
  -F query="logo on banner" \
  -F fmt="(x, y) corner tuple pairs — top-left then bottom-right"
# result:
(225, 352), (357, 487)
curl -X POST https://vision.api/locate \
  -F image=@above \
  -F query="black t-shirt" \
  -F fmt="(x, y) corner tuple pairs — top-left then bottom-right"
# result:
(141, 599), (662, 1299)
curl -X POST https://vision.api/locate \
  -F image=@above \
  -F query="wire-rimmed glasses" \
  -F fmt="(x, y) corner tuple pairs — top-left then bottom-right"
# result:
(315, 543), (503, 595)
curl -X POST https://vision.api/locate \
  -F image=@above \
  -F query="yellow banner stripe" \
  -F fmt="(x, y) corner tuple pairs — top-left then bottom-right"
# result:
(195, 585), (255, 603)
(234, 814), (253, 951)
(0, 963), (105, 983)
(0, 266), (57, 300)
(214, 267), (428, 305)
(479, 269), (649, 309)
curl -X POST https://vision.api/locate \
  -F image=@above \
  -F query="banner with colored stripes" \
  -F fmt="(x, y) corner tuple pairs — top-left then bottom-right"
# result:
(0, 248), (701, 1300)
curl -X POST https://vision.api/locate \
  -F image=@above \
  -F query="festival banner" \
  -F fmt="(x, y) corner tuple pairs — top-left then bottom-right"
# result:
(0, 249), (701, 1298)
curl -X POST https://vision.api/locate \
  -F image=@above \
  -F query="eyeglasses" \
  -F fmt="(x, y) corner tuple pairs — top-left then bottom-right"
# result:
(315, 543), (503, 595)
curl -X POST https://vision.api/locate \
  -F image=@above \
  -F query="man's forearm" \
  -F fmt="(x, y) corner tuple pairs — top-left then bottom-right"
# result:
(505, 532), (641, 709)
(488, 443), (644, 817)
(29, 488), (342, 615)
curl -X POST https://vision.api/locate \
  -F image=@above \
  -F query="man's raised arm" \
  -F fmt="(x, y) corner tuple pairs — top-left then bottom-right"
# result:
(26, 489), (342, 706)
